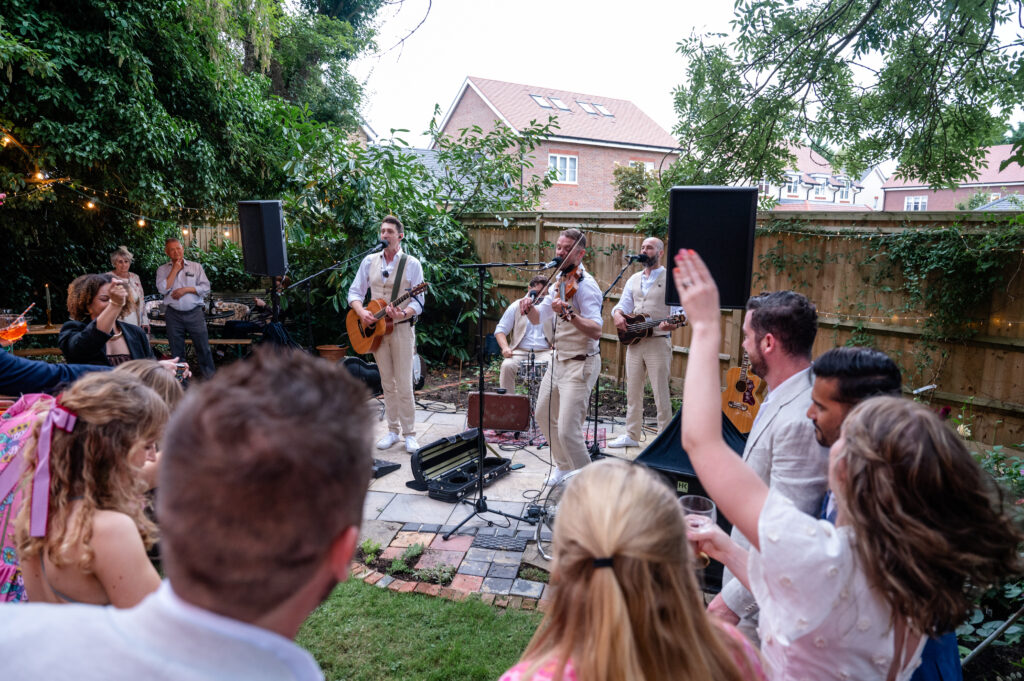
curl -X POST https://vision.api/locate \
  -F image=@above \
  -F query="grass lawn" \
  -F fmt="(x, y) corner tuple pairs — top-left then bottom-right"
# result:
(298, 579), (543, 681)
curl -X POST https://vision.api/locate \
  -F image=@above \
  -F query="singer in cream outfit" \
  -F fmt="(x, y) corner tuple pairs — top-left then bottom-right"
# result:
(609, 238), (684, 448)
(348, 216), (425, 453)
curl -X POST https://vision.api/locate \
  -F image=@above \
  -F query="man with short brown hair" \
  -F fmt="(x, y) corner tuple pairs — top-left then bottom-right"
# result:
(494, 275), (553, 392)
(0, 347), (373, 680)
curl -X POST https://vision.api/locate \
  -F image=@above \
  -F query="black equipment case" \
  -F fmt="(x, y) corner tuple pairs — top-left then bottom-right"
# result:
(409, 429), (511, 503)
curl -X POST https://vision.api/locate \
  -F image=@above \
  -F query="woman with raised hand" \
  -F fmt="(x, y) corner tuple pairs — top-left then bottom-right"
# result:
(673, 248), (1023, 680)
(14, 371), (168, 606)
(500, 459), (766, 681)
(59, 273), (154, 366)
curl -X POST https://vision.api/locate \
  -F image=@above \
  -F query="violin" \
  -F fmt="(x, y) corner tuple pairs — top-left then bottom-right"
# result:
(556, 265), (583, 321)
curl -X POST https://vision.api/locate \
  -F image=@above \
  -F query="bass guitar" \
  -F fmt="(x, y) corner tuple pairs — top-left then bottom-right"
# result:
(721, 352), (765, 434)
(616, 312), (687, 345)
(346, 282), (429, 355)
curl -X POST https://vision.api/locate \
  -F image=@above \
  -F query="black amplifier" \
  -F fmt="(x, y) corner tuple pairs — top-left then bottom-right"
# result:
(409, 429), (511, 503)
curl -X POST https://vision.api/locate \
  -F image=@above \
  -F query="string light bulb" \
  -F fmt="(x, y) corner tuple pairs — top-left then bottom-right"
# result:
(86, 200), (95, 209)
(223, 229), (229, 237)
(137, 218), (146, 227)
(35, 171), (44, 180)
(182, 228), (189, 235)
(1, 135), (9, 147)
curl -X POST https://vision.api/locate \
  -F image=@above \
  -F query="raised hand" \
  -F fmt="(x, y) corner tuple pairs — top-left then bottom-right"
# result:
(672, 249), (720, 329)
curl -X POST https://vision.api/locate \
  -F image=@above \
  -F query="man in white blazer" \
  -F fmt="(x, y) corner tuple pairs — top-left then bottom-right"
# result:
(707, 290), (830, 643)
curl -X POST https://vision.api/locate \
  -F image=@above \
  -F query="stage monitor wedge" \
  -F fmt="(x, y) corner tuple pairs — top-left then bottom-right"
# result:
(238, 200), (288, 277)
(665, 186), (757, 310)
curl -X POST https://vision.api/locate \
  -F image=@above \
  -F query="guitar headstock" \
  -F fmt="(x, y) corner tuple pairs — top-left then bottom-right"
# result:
(410, 282), (428, 296)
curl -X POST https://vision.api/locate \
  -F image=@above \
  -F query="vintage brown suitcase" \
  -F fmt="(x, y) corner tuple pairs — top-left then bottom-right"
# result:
(467, 392), (530, 431)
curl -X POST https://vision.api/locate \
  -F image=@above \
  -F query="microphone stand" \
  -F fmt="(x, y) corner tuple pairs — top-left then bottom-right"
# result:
(587, 258), (638, 459)
(287, 243), (385, 351)
(444, 259), (550, 540)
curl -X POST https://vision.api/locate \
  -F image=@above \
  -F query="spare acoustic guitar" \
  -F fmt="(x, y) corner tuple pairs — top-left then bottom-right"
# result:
(721, 352), (765, 434)
(347, 282), (429, 355)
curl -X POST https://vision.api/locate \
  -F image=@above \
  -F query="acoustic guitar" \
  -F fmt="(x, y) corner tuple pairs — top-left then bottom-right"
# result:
(346, 282), (429, 355)
(721, 352), (765, 434)
(616, 312), (687, 346)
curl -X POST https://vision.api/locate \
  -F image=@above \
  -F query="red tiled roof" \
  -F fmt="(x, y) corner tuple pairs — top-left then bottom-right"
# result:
(787, 143), (836, 175)
(455, 76), (678, 150)
(773, 201), (873, 212)
(883, 144), (1024, 188)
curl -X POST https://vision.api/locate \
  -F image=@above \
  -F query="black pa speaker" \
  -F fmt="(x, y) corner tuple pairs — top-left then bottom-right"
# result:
(665, 186), (757, 309)
(238, 200), (288, 276)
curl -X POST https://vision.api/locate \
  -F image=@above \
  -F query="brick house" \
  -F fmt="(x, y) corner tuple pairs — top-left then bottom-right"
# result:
(882, 144), (1024, 211)
(761, 144), (875, 211)
(435, 76), (679, 211)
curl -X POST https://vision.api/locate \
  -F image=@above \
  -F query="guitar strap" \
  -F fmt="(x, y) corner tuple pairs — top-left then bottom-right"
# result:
(390, 253), (408, 301)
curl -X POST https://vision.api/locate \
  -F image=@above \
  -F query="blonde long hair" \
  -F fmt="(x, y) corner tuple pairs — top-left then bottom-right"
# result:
(518, 460), (753, 681)
(839, 397), (1024, 636)
(15, 372), (168, 570)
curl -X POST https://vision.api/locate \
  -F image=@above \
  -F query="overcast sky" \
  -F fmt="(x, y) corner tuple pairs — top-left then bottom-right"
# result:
(351, 0), (737, 147)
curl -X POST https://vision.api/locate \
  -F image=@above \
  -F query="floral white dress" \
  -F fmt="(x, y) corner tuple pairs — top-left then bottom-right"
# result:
(748, 489), (926, 681)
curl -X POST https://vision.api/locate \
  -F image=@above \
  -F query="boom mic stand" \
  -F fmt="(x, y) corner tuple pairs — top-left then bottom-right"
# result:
(287, 241), (385, 351)
(587, 258), (637, 459)
(444, 259), (550, 540)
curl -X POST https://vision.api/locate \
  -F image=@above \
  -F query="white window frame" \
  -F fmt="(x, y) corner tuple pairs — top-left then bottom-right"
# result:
(593, 103), (613, 117)
(838, 179), (851, 201)
(530, 94), (553, 109)
(549, 97), (570, 111)
(629, 160), (655, 173)
(784, 174), (800, 196)
(904, 195), (928, 211)
(549, 154), (578, 184)
(576, 101), (597, 115)
(812, 180), (828, 200)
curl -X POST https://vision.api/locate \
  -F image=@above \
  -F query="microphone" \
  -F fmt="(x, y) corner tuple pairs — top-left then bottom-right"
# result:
(542, 255), (563, 270)
(373, 239), (388, 251)
(528, 289), (539, 300)
(626, 253), (650, 265)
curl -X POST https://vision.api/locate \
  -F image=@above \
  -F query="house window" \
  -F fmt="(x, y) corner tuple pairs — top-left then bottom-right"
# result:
(530, 95), (553, 108)
(905, 196), (928, 211)
(629, 160), (655, 173)
(577, 101), (597, 114)
(784, 175), (800, 196)
(838, 180), (851, 201)
(593, 103), (613, 117)
(812, 181), (827, 200)
(757, 177), (770, 195)
(549, 97), (570, 111)
(990, 192), (1001, 202)
(549, 154), (578, 183)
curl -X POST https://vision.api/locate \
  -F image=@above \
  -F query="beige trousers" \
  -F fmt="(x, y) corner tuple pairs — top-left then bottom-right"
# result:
(535, 355), (600, 471)
(498, 349), (552, 392)
(624, 335), (673, 440)
(373, 321), (416, 436)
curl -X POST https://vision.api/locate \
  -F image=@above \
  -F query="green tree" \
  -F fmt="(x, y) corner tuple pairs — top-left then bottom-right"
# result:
(612, 163), (653, 211)
(670, 0), (1023, 192)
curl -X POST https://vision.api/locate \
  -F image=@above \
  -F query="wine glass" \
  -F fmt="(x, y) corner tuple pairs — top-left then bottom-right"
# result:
(680, 495), (717, 567)
(0, 314), (28, 344)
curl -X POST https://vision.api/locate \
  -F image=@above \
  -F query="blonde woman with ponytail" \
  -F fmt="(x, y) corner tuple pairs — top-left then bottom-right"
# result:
(14, 372), (168, 606)
(500, 459), (766, 681)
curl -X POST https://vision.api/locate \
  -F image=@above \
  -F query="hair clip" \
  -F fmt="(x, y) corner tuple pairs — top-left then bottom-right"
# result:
(592, 557), (614, 569)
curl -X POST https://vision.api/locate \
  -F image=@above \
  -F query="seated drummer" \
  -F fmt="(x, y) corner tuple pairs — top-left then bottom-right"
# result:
(494, 276), (553, 393)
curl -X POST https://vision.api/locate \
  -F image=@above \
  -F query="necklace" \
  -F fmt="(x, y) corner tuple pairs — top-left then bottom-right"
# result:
(109, 329), (124, 342)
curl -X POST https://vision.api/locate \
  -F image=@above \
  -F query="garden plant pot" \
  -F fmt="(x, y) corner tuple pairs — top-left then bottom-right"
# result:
(316, 345), (348, 361)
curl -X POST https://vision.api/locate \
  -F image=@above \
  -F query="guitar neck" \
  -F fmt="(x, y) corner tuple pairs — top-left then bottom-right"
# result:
(630, 314), (683, 331)
(374, 289), (419, 320)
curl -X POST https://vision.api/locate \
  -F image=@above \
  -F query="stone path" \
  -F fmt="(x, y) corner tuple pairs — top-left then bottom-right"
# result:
(354, 398), (654, 604)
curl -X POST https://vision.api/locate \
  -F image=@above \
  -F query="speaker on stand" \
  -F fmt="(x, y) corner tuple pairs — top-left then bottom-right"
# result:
(238, 200), (288, 277)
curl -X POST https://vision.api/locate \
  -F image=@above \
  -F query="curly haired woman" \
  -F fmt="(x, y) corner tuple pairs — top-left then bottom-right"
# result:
(14, 372), (168, 606)
(59, 273), (154, 366)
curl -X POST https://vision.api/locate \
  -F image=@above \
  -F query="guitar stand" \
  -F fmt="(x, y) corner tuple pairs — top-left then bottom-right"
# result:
(444, 260), (550, 540)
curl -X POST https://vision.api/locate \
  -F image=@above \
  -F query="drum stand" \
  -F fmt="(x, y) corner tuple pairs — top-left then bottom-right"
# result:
(521, 351), (546, 446)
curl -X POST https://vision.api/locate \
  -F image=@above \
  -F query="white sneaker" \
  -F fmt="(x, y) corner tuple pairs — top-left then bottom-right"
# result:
(404, 436), (420, 453)
(376, 432), (400, 449)
(607, 435), (639, 448)
(545, 467), (570, 487)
